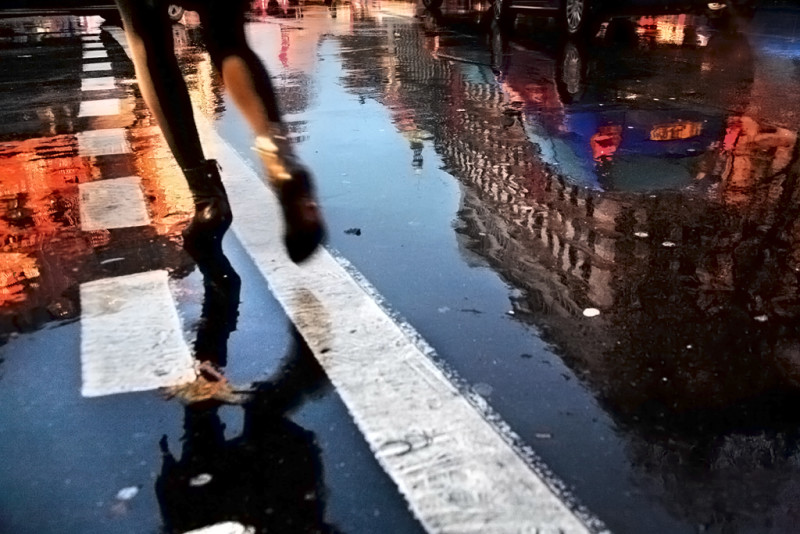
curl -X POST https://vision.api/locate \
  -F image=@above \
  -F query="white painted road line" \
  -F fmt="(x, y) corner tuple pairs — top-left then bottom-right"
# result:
(79, 176), (150, 231)
(80, 270), (195, 397)
(78, 98), (121, 117)
(184, 522), (255, 534)
(81, 76), (116, 92)
(107, 27), (605, 533)
(83, 62), (112, 72)
(76, 128), (130, 156)
(82, 50), (108, 60)
(196, 117), (600, 534)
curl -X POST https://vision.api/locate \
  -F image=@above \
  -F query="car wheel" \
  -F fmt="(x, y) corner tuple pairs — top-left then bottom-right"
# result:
(556, 39), (586, 103)
(562, 0), (587, 35)
(168, 4), (185, 21)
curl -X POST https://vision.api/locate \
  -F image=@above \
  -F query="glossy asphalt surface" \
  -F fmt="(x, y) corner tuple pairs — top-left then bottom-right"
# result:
(3, 1), (800, 532)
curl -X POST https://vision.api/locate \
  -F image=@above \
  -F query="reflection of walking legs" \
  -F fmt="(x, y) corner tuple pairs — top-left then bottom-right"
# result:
(114, 0), (325, 262)
(165, 246), (245, 405)
(192, 248), (241, 370)
(157, 331), (337, 533)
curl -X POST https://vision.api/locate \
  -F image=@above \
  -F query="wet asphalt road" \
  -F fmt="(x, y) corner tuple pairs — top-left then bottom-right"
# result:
(4, 1), (800, 532)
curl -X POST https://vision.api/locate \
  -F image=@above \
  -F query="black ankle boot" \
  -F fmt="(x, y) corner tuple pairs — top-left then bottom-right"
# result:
(182, 159), (232, 257)
(254, 127), (325, 263)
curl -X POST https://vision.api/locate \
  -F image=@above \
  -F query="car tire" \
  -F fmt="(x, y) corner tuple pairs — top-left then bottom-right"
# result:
(561, 0), (588, 36)
(168, 4), (185, 21)
(555, 39), (586, 103)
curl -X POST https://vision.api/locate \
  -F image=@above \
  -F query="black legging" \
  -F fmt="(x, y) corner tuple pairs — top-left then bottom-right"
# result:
(115, 0), (282, 170)
(189, 0), (280, 122)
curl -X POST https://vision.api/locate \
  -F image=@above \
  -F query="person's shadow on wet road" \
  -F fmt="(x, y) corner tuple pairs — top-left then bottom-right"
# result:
(156, 248), (340, 534)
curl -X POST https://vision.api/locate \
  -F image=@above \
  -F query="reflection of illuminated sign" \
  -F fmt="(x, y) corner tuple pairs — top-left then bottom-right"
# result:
(591, 125), (622, 160)
(634, 14), (711, 47)
(650, 121), (702, 141)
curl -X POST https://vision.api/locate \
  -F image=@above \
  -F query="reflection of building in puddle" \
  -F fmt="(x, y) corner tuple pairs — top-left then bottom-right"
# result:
(342, 5), (800, 404)
(703, 115), (798, 207)
(0, 253), (39, 306)
(443, 96), (800, 418)
(0, 24), (195, 338)
(382, 38), (433, 170)
(0, 135), (93, 325)
(336, 15), (800, 529)
(634, 14), (704, 47)
(0, 128), (194, 335)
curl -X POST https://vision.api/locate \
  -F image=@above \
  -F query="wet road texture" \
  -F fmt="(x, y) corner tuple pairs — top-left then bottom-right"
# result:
(3, 0), (800, 532)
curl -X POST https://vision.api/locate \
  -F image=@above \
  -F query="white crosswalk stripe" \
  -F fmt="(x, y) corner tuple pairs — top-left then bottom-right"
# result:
(78, 98), (121, 117)
(80, 270), (195, 397)
(78, 176), (150, 231)
(83, 61), (112, 72)
(81, 76), (116, 92)
(76, 128), (130, 156)
(82, 50), (108, 60)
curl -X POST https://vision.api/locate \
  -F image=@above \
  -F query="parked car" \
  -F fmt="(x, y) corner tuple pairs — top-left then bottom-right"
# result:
(422, 0), (756, 35)
(1, 1), (185, 21)
(488, 12), (755, 191)
(492, 0), (593, 34)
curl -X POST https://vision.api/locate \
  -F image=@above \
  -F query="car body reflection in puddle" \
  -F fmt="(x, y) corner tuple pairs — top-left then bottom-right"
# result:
(413, 4), (800, 530)
(493, 13), (755, 192)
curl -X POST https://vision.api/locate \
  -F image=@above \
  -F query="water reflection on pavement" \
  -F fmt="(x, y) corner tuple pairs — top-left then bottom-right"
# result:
(158, 248), (336, 533)
(4, 1), (800, 532)
(397, 3), (800, 530)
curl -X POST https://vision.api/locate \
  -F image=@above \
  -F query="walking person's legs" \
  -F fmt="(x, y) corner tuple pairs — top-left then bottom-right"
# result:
(117, 0), (232, 254)
(115, 0), (205, 167)
(115, 0), (232, 257)
(197, 0), (325, 263)
(114, 0), (323, 262)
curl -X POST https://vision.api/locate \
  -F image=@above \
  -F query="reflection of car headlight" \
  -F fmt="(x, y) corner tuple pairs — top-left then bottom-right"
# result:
(707, 2), (727, 10)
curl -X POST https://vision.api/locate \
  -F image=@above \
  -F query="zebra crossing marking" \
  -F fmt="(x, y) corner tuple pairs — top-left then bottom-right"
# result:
(82, 50), (108, 60)
(78, 176), (150, 231)
(78, 98), (121, 117)
(76, 128), (130, 156)
(83, 62), (112, 72)
(81, 76), (116, 92)
(80, 270), (195, 398)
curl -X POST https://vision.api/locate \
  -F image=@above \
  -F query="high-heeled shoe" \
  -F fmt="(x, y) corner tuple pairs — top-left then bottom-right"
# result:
(254, 127), (325, 263)
(181, 159), (232, 257)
